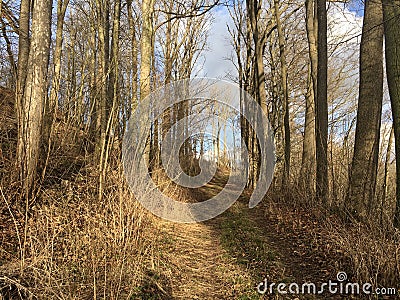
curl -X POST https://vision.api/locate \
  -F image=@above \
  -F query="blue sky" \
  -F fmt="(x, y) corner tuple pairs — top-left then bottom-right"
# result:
(347, 0), (364, 16)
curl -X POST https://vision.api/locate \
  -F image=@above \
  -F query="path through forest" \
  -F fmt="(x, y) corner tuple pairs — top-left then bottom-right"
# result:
(149, 175), (345, 299)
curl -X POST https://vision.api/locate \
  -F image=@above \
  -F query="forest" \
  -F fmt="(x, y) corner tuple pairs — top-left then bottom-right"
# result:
(0, 0), (399, 298)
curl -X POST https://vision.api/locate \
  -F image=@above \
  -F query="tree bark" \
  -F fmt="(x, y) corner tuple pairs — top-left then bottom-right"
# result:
(347, 0), (383, 220)
(315, 0), (328, 203)
(301, 0), (317, 191)
(140, 0), (156, 101)
(140, 0), (156, 167)
(16, 0), (30, 188)
(382, 0), (400, 228)
(274, 0), (290, 187)
(18, 0), (52, 198)
(381, 125), (394, 226)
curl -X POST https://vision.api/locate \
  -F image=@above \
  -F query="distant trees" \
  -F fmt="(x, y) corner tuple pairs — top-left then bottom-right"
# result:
(231, 0), (293, 189)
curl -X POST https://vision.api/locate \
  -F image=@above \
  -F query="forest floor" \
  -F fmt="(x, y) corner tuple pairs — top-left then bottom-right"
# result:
(139, 175), (353, 299)
(1, 167), (395, 299)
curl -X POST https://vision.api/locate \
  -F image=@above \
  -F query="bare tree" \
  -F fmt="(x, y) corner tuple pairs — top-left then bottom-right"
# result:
(43, 0), (70, 178)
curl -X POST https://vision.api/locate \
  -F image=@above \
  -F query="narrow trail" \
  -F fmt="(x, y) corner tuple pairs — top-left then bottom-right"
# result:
(158, 220), (254, 299)
(153, 175), (345, 299)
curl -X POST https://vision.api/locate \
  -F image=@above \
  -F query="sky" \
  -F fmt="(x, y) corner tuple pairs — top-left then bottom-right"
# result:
(195, 7), (236, 79)
(347, 0), (364, 16)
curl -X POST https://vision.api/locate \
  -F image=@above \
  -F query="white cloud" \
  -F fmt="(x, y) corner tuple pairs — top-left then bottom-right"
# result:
(196, 7), (235, 79)
(328, 3), (363, 47)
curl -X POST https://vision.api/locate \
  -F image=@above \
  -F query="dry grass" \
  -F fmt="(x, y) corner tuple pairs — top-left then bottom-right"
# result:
(0, 86), (167, 299)
(326, 219), (400, 288)
(0, 162), (160, 299)
(268, 185), (400, 294)
(0, 124), (163, 299)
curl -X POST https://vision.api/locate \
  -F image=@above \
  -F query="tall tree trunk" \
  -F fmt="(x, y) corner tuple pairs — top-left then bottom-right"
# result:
(127, 0), (138, 111)
(301, 0), (317, 192)
(382, 0), (400, 228)
(16, 0), (30, 188)
(88, 21), (98, 153)
(347, 0), (383, 220)
(162, 1), (174, 150)
(42, 0), (69, 180)
(101, 0), (121, 199)
(381, 125), (394, 226)
(301, 64), (316, 190)
(109, 0), (121, 100)
(246, 0), (267, 114)
(246, 0), (267, 188)
(228, 5), (247, 170)
(96, 0), (111, 201)
(18, 0), (52, 198)
(315, 0), (328, 203)
(140, 0), (155, 167)
(140, 0), (155, 101)
(274, 0), (290, 187)
(48, 0), (69, 130)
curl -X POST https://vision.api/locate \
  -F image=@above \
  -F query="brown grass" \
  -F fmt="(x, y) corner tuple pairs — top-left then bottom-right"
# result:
(0, 160), (159, 299)
(268, 185), (400, 292)
(0, 102), (160, 299)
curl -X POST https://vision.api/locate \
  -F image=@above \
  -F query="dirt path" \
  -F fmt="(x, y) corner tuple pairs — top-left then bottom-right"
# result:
(151, 178), (345, 299)
(157, 220), (256, 299)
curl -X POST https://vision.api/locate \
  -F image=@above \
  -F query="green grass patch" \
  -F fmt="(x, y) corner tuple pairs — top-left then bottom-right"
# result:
(219, 202), (279, 298)
(220, 202), (276, 268)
